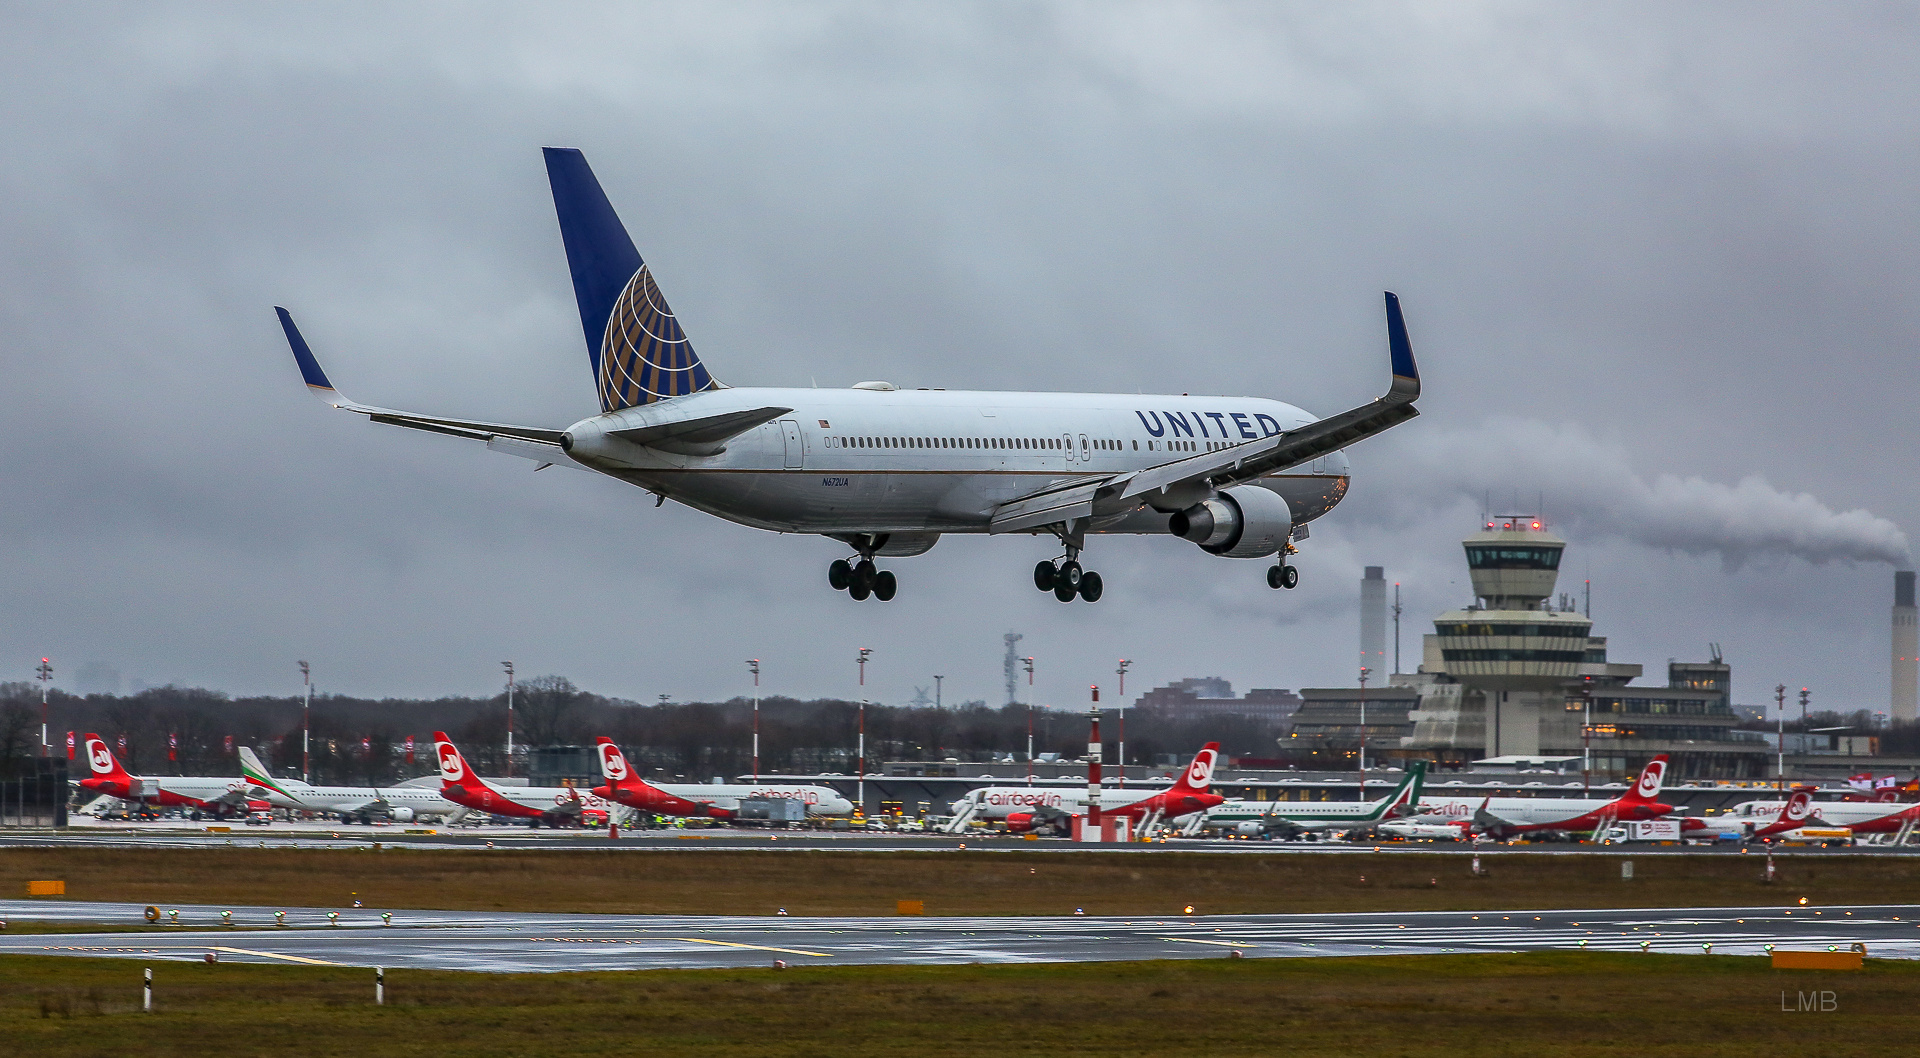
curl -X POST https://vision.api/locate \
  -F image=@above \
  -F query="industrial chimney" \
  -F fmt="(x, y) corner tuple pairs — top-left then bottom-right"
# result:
(1895, 571), (1917, 723)
(1361, 567), (1387, 677)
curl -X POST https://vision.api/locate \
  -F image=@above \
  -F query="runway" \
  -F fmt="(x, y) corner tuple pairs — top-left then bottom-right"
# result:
(3, 899), (1916, 972)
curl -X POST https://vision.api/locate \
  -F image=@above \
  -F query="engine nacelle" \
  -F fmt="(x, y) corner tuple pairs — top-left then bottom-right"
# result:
(1005, 812), (1036, 833)
(1168, 485), (1293, 558)
(1235, 821), (1265, 837)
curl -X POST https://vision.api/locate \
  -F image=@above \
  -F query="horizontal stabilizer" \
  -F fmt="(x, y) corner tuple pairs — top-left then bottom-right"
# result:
(275, 308), (571, 449)
(608, 405), (792, 455)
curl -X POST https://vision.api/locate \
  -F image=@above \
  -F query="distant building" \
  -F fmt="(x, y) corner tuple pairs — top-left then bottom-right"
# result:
(1361, 567), (1387, 678)
(1133, 679), (1301, 725)
(1310, 517), (1774, 779)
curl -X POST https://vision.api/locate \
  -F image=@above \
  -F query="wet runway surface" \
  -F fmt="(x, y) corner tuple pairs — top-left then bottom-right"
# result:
(4, 899), (1916, 972)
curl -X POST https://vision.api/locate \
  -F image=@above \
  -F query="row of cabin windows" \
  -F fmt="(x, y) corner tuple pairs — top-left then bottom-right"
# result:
(821, 435), (1250, 456)
(824, 436), (1135, 451)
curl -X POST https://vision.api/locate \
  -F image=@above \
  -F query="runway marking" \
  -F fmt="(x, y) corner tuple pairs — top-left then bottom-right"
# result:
(207, 945), (341, 966)
(1159, 936), (1254, 948)
(671, 937), (831, 957)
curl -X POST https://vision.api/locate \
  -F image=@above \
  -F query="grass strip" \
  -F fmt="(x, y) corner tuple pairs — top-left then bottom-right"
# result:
(5, 846), (1911, 918)
(2, 950), (1914, 1057)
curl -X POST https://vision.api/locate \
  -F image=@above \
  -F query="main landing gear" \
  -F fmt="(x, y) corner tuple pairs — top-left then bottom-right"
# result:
(829, 557), (897, 602)
(1266, 563), (1299, 590)
(1034, 556), (1102, 603)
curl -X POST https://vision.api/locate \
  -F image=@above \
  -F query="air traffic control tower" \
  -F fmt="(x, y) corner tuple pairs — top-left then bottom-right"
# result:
(1413, 517), (1598, 756)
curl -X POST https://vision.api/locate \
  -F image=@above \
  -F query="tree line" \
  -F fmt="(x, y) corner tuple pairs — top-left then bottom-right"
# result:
(0, 679), (1284, 785)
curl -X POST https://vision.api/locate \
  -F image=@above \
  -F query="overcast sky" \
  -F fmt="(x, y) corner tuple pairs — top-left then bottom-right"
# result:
(2, 3), (1914, 717)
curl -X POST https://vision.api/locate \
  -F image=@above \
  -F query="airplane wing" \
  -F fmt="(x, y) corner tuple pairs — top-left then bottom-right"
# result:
(988, 292), (1419, 534)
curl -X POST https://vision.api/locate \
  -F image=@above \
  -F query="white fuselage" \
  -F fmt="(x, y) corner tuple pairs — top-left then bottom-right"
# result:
(1720, 798), (1918, 833)
(951, 783), (1180, 819)
(256, 779), (464, 820)
(652, 782), (853, 816)
(560, 388), (1351, 537)
(1411, 794), (1663, 831)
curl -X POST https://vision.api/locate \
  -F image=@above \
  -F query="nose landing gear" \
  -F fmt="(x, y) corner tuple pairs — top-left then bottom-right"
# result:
(1034, 555), (1103, 603)
(1266, 563), (1299, 590)
(830, 557), (897, 601)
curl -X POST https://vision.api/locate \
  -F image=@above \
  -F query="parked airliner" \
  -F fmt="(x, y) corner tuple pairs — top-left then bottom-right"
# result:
(275, 148), (1421, 601)
(238, 747), (464, 824)
(74, 734), (252, 814)
(591, 737), (853, 819)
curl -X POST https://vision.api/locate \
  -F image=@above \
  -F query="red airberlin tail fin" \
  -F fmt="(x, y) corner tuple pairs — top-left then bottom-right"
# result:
(1169, 743), (1221, 794)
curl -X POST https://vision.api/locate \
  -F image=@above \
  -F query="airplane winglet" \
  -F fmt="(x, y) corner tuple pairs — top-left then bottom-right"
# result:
(275, 307), (349, 406)
(1384, 291), (1419, 401)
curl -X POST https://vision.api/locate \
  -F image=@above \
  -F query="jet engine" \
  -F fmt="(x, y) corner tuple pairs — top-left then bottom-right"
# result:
(1168, 485), (1293, 558)
(1234, 821), (1265, 837)
(388, 807), (415, 823)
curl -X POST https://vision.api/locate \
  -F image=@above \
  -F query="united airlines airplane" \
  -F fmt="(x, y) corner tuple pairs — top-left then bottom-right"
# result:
(276, 148), (1421, 601)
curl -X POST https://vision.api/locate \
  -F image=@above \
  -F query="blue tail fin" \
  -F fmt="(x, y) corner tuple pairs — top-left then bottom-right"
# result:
(543, 147), (721, 412)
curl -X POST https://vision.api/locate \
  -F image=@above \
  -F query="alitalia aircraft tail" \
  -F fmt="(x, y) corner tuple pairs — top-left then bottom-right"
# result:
(1377, 760), (1428, 819)
(543, 147), (721, 413)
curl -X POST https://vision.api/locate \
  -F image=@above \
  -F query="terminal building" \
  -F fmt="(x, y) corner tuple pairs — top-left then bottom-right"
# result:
(1286, 516), (1772, 780)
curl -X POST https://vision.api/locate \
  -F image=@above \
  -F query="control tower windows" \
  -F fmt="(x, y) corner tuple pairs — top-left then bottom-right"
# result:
(1465, 546), (1563, 570)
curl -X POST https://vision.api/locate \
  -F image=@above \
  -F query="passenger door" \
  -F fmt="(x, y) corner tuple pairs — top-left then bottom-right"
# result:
(780, 419), (804, 469)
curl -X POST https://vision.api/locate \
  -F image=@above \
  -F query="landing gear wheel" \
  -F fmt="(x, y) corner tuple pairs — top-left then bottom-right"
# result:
(1034, 560), (1056, 592)
(1078, 570), (1103, 602)
(849, 578), (872, 601)
(1266, 565), (1283, 589)
(1054, 579), (1078, 603)
(873, 570), (897, 601)
(1058, 561), (1082, 591)
(1280, 564), (1299, 589)
(829, 559), (852, 591)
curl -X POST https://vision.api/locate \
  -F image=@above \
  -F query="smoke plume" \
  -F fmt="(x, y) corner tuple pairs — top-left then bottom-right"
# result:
(1379, 419), (1912, 569)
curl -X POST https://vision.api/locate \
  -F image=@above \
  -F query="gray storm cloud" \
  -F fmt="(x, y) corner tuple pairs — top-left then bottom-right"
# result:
(1386, 419), (1911, 569)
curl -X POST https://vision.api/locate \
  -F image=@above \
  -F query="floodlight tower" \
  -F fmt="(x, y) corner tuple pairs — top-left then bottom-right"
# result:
(502, 661), (516, 777)
(1023, 656), (1037, 781)
(36, 658), (53, 757)
(747, 659), (761, 780)
(1115, 659), (1134, 788)
(857, 648), (872, 813)
(298, 660), (311, 783)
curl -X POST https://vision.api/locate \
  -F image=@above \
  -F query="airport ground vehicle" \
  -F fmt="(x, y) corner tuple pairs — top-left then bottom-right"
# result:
(276, 148), (1422, 603)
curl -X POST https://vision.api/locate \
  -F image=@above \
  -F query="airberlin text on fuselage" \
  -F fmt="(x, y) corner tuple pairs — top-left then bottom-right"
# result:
(984, 791), (1067, 808)
(1134, 410), (1283, 440)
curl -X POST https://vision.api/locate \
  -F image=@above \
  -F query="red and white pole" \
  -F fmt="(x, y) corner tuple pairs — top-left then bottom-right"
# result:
(1086, 687), (1102, 840)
